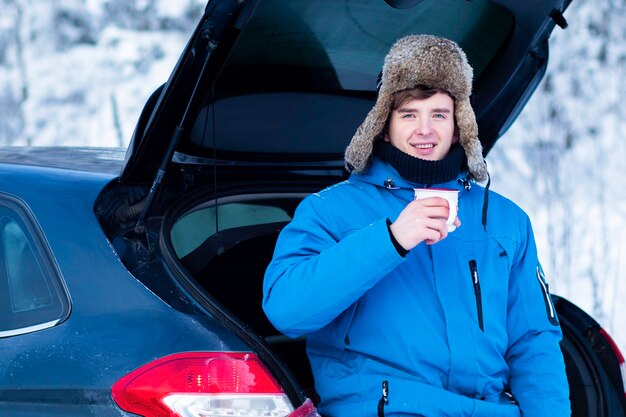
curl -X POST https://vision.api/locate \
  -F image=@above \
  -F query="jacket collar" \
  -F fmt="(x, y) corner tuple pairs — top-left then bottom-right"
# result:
(353, 156), (470, 192)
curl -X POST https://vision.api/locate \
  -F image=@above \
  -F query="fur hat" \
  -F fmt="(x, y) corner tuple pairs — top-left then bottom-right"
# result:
(344, 34), (488, 182)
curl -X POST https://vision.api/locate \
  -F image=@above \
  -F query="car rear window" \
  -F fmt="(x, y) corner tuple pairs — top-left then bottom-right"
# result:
(218, 0), (513, 93)
(192, 0), (514, 157)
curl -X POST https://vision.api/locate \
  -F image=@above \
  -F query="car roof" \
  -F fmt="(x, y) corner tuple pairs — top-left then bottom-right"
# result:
(0, 147), (125, 175)
(121, 0), (573, 183)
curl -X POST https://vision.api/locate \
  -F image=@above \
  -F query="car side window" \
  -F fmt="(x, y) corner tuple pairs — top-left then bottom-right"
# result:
(171, 202), (292, 259)
(0, 196), (70, 337)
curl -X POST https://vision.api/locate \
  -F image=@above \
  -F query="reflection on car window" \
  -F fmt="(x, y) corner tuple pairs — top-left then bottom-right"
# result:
(171, 202), (292, 259)
(217, 0), (513, 93)
(200, 0), (514, 157)
(3, 217), (53, 312)
(0, 196), (70, 338)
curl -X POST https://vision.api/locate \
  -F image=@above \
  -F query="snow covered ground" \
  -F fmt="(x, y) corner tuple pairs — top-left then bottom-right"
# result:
(1, 1), (625, 353)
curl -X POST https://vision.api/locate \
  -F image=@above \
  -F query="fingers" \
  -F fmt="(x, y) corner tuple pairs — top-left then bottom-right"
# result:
(453, 215), (461, 228)
(410, 198), (450, 223)
(423, 219), (448, 245)
(414, 213), (448, 236)
(415, 196), (450, 208)
(413, 197), (460, 233)
(416, 206), (450, 222)
(390, 198), (453, 250)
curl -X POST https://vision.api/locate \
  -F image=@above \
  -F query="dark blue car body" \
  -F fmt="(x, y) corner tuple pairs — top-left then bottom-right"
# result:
(0, 155), (251, 416)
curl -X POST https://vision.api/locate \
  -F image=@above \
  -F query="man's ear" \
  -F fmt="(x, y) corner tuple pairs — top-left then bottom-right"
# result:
(382, 119), (391, 142)
(452, 124), (460, 144)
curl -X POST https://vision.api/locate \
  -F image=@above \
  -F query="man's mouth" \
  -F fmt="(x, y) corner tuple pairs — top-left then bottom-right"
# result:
(412, 143), (434, 149)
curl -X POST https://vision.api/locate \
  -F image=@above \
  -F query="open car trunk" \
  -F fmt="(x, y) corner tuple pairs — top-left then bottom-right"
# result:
(153, 185), (626, 417)
(160, 186), (320, 399)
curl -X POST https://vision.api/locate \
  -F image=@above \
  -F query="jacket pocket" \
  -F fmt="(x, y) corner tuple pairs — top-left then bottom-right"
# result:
(536, 265), (559, 326)
(468, 260), (484, 331)
(341, 301), (359, 347)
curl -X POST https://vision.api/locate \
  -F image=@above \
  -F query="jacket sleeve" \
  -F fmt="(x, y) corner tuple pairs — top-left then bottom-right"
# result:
(505, 214), (571, 416)
(262, 193), (406, 338)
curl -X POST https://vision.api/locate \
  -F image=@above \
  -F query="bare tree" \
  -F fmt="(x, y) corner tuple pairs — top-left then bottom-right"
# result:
(0, 0), (28, 145)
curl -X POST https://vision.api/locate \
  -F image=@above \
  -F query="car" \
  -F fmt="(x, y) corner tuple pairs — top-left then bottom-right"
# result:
(0, 0), (625, 416)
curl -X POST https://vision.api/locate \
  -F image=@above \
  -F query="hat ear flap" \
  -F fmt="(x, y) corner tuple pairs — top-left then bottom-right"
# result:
(456, 98), (487, 181)
(345, 92), (393, 172)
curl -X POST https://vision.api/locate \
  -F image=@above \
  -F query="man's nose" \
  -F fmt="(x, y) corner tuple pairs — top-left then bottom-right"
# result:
(415, 117), (433, 135)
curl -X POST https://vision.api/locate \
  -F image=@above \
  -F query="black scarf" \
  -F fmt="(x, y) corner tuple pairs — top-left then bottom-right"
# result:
(374, 141), (466, 185)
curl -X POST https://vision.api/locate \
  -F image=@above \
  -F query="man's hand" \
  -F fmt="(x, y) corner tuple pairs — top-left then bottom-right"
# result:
(389, 197), (460, 250)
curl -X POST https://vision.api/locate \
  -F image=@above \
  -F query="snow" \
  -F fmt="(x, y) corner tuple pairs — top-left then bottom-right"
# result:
(489, 0), (626, 354)
(0, 0), (203, 146)
(1, 0), (625, 355)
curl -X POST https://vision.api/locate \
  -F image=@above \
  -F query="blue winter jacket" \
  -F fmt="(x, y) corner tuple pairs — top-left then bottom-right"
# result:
(263, 157), (571, 417)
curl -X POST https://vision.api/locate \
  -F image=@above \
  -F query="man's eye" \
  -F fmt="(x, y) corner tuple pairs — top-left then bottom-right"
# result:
(433, 113), (447, 119)
(401, 114), (415, 119)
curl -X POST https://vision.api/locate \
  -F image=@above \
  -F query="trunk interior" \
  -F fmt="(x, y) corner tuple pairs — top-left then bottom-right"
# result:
(182, 225), (315, 393)
(167, 191), (317, 398)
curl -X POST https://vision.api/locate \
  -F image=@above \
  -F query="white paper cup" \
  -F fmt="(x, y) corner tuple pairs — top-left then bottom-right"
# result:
(413, 188), (459, 232)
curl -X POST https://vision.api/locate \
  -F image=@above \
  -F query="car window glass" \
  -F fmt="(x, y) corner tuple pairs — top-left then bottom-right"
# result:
(171, 202), (292, 259)
(195, 0), (513, 156)
(3, 217), (52, 312)
(190, 93), (372, 155)
(0, 198), (70, 337)
(217, 0), (513, 93)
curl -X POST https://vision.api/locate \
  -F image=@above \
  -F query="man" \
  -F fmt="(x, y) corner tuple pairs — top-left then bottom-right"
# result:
(263, 35), (570, 417)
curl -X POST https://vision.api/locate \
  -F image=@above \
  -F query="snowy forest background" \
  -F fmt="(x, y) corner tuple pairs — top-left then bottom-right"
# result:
(1, 1), (625, 353)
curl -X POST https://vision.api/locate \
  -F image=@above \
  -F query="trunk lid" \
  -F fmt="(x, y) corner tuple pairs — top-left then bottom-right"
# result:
(120, 0), (573, 183)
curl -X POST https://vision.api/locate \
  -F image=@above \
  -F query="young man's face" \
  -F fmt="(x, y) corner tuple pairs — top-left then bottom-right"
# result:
(384, 92), (458, 161)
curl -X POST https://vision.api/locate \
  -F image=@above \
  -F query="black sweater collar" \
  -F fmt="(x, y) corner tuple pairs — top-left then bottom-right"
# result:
(374, 141), (466, 185)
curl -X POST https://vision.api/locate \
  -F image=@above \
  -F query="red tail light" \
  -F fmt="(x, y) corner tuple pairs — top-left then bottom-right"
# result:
(112, 352), (295, 417)
(599, 328), (626, 397)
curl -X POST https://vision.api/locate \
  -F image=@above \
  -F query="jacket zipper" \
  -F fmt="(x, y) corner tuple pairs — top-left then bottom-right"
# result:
(536, 266), (559, 326)
(469, 260), (484, 331)
(377, 380), (388, 417)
